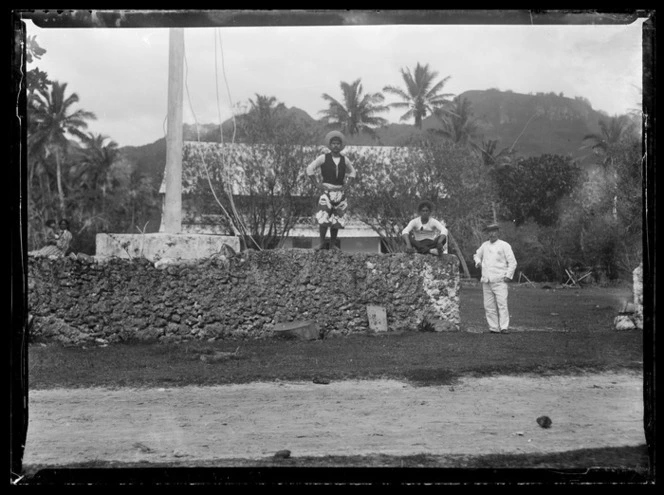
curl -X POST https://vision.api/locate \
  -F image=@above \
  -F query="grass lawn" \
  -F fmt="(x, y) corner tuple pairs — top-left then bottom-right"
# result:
(28, 284), (643, 388)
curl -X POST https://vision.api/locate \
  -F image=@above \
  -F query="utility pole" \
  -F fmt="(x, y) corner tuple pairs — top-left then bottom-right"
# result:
(163, 28), (184, 233)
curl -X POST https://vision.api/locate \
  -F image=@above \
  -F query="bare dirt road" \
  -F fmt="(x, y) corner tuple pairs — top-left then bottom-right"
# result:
(22, 371), (645, 467)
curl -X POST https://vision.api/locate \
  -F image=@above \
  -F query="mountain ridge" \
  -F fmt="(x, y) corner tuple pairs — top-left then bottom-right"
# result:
(121, 89), (608, 187)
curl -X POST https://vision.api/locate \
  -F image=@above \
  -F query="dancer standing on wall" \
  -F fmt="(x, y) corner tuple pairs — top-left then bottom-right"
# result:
(306, 131), (356, 250)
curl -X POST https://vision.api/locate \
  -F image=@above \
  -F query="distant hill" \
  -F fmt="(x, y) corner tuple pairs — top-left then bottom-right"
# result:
(120, 137), (166, 189)
(453, 89), (605, 161)
(120, 90), (610, 188)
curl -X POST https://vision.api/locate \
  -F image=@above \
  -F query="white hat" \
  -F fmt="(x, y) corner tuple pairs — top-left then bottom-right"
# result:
(324, 130), (346, 150)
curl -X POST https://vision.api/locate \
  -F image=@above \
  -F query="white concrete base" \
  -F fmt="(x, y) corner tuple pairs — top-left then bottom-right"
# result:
(95, 233), (241, 261)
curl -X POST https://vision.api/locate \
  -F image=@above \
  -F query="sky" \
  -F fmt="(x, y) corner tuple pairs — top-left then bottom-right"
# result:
(22, 12), (648, 148)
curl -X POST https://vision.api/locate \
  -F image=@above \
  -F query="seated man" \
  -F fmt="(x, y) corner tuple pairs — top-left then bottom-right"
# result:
(402, 201), (448, 256)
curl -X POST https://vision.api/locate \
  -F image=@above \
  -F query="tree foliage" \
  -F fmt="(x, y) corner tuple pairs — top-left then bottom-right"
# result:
(582, 115), (637, 164)
(29, 81), (97, 216)
(184, 97), (319, 250)
(436, 96), (479, 145)
(243, 94), (287, 142)
(26, 38), (160, 254)
(493, 154), (583, 227)
(492, 130), (641, 282)
(352, 136), (495, 275)
(474, 138), (517, 169)
(579, 131), (642, 277)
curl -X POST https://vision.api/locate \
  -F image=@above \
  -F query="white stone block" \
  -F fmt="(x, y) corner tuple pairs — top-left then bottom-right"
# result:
(367, 305), (388, 332)
(614, 315), (636, 331)
(95, 233), (241, 262)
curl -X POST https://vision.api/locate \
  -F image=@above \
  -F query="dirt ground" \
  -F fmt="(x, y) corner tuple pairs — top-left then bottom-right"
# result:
(22, 370), (645, 467)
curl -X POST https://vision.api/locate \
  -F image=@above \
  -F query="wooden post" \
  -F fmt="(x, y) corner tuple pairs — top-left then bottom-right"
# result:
(163, 28), (184, 233)
(448, 232), (470, 279)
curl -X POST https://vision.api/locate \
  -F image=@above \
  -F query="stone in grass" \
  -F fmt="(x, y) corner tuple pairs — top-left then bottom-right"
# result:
(429, 317), (458, 332)
(536, 415), (552, 429)
(272, 320), (320, 340)
(614, 315), (636, 331)
(200, 348), (240, 363)
(273, 449), (291, 459)
(133, 442), (154, 453)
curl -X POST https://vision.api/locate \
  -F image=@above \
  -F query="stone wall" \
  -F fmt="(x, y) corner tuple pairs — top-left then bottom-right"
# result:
(28, 250), (460, 346)
(633, 262), (644, 330)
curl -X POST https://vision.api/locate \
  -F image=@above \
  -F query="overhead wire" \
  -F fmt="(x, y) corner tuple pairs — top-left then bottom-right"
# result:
(181, 32), (239, 238)
(183, 50), (200, 142)
(176, 29), (263, 250)
(213, 28), (261, 250)
(216, 29), (237, 145)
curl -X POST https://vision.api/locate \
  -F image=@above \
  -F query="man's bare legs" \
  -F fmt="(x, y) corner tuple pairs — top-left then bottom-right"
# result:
(409, 235), (446, 256)
(329, 228), (340, 250)
(315, 225), (328, 250)
(314, 226), (341, 250)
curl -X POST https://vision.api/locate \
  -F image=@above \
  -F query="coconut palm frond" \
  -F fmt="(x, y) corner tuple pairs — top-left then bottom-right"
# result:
(320, 78), (388, 136)
(383, 63), (454, 129)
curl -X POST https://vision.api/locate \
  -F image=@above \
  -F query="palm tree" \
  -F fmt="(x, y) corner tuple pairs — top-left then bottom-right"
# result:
(383, 62), (454, 129)
(319, 79), (388, 138)
(437, 96), (479, 145)
(471, 138), (518, 224)
(26, 36), (49, 107)
(474, 138), (517, 169)
(66, 133), (120, 234)
(582, 115), (634, 162)
(248, 94), (285, 119)
(582, 115), (634, 219)
(245, 94), (287, 141)
(30, 81), (96, 216)
(26, 65), (52, 201)
(74, 133), (119, 193)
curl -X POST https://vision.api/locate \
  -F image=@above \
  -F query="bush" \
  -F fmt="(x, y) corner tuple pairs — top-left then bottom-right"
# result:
(493, 154), (582, 227)
(581, 215), (625, 282)
(500, 222), (561, 282)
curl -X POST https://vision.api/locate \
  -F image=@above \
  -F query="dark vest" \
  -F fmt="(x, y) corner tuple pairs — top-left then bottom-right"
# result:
(320, 153), (346, 186)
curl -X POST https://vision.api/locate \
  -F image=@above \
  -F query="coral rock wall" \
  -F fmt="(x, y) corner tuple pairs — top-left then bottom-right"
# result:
(28, 250), (460, 346)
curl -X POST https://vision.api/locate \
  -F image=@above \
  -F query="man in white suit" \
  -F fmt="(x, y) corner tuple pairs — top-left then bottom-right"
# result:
(473, 223), (517, 334)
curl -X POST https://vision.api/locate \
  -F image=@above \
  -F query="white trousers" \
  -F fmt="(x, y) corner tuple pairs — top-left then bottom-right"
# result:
(482, 281), (510, 331)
